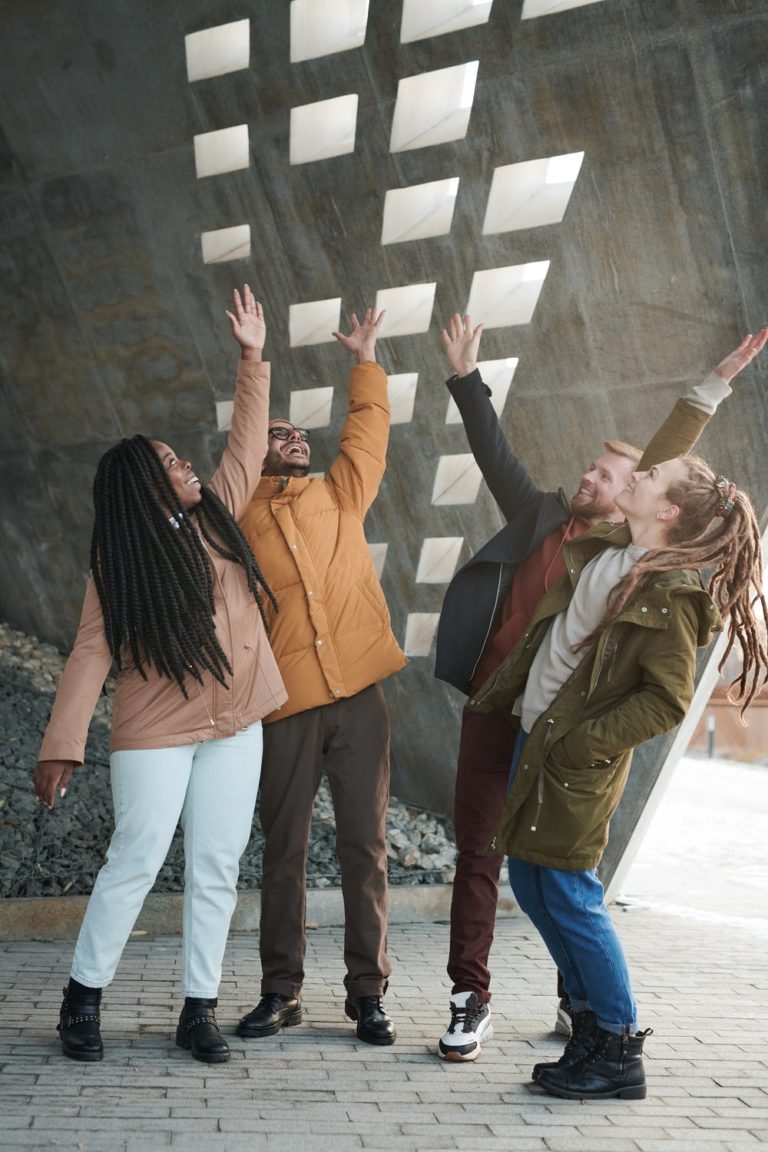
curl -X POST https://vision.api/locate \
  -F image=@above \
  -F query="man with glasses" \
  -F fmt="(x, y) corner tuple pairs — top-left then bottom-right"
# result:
(237, 308), (406, 1046)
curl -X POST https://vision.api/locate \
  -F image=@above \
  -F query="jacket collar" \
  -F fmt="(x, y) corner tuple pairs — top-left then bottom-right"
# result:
(253, 475), (311, 499)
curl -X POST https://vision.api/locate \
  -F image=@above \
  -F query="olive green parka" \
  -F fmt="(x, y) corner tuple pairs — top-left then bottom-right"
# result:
(469, 522), (722, 870)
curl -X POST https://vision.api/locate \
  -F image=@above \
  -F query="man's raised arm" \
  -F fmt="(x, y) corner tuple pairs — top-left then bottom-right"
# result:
(442, 313), (546, 523)
(327, 308), (390, 517)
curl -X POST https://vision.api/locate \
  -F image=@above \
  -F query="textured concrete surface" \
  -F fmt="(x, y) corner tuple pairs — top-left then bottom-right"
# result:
(2, 910), (767, 1152)
(1, 0), (767, 816)
(0, 883), (512, 943)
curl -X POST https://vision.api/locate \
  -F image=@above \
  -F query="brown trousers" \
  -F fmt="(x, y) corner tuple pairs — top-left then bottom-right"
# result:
(259, 684), (392, 1000)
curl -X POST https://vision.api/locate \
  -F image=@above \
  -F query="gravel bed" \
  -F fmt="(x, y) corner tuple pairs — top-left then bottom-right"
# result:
(0, 622), (457, 899)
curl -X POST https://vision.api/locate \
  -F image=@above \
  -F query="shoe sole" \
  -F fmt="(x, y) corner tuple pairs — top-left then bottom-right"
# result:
(355, 1031), (396, 1046)
(439, 1045), (481, 1062)
(235, 1006), (303, 1038)
(61, 1046), (103, 1062)
(175, 1038), (231, 1064)
(438, 1022), (493, 1062)
(538, 1081), (647, 1100)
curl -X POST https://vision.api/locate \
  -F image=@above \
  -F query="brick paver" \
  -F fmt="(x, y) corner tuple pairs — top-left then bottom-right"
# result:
(2, 907), (767, 1151)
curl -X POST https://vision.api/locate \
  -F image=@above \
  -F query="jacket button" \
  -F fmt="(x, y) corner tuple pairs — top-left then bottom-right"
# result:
(291, 543), (298, 550)
(641, 606), (648, 613)
(307, 590), (314, 597)
(316, 638), (323, 646)
(661, 607), (668, 614)
(563, 782), (569, 788)
(332, 689), (341, 696)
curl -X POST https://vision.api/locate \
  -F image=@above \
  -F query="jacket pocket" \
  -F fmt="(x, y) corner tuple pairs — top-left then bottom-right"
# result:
(540, 758), (624, 859)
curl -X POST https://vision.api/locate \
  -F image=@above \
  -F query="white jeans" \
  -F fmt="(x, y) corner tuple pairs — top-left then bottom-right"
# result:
(71, 722), (262, 997)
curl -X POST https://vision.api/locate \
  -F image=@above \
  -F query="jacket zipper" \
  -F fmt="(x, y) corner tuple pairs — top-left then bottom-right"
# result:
(470, 564), (504, 686)
(530, 718), (555, 833)
(590, 625), (614, 697)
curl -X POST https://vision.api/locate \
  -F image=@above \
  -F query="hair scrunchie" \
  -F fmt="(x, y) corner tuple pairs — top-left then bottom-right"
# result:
(715, 475), (737, 517)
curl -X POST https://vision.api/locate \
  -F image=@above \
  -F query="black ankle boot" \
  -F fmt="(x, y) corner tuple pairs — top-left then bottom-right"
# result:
(58, 980), (103, 1062)
(538, 1024), (653, 1100)
(176, 998), (230, 1064)
(532, 1009), (597, 1081)
(344, 995), (396, 1046)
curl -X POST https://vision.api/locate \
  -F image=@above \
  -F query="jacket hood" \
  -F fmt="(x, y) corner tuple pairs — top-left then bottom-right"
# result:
(648, 568), (723, 647)
(571, 521), (722, 647)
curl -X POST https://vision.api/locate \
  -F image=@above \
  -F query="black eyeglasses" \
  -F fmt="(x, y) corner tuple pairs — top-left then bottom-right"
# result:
(269, 426), (311, 442)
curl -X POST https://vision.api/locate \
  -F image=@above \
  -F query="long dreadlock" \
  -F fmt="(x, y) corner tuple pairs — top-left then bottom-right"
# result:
(592, 455), (768, 717)
(91, 434), (278, 698)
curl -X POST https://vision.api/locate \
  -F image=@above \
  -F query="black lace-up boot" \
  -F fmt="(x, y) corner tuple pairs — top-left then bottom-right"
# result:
(538, 1024), (653, 1100)
(58, 979), (103, 1062)
(532, 1009), (597, 1081)
(176, 998), (230, 1064)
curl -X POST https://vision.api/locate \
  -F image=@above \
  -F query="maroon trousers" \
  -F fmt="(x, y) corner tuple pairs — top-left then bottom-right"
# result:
(259, 684), (392, 1001)
(448, 705), (519, 1003)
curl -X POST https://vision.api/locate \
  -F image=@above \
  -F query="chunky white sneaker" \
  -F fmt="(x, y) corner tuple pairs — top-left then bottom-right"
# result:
(554, 995), (573, 1037)
(438, 991), (493, 1062)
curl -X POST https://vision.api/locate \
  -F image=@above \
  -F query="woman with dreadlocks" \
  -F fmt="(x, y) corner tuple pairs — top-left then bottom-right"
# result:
(33, 285), (287, 1065)
(470, 454), (768, 1100)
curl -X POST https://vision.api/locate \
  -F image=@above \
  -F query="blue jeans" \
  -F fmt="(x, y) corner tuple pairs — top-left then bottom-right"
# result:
(506, 730), (637, 1035)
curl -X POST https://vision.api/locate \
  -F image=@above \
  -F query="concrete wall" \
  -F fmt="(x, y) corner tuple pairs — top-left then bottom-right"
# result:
(0, 0), (766, 820)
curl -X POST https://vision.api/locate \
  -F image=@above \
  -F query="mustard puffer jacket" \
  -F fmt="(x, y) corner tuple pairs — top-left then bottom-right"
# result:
(240, 361), (406, 722)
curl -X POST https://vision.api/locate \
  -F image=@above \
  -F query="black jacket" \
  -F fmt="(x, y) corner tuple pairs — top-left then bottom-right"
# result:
(434, 370), (568, 695)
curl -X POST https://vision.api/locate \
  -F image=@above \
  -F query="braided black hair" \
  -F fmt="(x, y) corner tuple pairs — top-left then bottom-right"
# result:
(91, 434), (277, 697)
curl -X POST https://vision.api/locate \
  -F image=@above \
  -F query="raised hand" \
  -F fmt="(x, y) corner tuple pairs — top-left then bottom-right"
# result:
(226, 284), (266, 361)
(713, 327), (768, 385)
(441, 313), (484, 379)
(332, 308), (385, 365)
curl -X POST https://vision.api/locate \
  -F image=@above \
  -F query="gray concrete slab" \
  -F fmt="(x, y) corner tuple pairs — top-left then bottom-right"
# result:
(2, 905), (767, 1152)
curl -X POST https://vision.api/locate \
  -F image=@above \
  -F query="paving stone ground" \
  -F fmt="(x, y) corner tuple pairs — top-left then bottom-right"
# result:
(2, 905), (767, 1152)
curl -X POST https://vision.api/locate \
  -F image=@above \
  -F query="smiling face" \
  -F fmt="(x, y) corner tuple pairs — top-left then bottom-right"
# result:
(149, 440), (203, 510)
(615, 456), (688, 535)
(569, 449), (637, 524)
(262, 421), (311, 478)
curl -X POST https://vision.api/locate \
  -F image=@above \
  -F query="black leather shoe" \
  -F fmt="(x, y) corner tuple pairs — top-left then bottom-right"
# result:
(345, 996), (396, 1046)
(176, 998), (230, 1064)
(58, 982), (103, 1062)
(235, 993), (303, 1038)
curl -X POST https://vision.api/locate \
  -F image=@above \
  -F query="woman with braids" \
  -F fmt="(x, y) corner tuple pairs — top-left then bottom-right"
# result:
(470, 454), (768, 1100)
(33, 285), (287, 1065)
